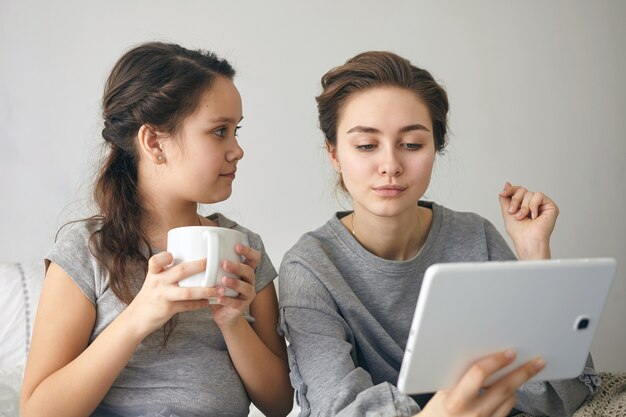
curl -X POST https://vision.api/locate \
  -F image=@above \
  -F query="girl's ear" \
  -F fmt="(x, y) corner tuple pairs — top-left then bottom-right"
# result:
(137, 124), (165, 164)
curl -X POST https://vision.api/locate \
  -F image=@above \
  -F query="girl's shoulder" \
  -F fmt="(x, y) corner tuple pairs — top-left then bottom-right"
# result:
(46, 218), (106, 303)
(206, 213), (277, 290)
(52, 218), (101, 252)
(205, 212), (263, 250)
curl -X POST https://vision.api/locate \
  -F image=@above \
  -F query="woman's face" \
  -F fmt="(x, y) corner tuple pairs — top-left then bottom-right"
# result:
(330, 86), (436, 218)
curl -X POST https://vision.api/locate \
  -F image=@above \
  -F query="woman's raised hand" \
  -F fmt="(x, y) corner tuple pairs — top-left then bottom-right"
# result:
(209, 243), (261, 329)
(126, 252), (216, 338)
(417, 350), (545, 417)
(498, 182), (559, 259)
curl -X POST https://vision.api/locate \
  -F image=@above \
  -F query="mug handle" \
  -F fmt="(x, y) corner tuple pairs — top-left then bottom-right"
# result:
(203, 232), (220, 287)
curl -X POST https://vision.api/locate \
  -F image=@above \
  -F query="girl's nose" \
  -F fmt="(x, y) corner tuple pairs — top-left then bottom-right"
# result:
(227, 138), (244, 162)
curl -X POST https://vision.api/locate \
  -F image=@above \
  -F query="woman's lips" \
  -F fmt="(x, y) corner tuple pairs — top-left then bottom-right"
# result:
(372, 185), (406, 197)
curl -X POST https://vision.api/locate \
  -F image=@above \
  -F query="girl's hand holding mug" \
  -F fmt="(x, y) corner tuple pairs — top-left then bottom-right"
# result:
(126, 252), (215, 338)
(210, 243), (261, 329)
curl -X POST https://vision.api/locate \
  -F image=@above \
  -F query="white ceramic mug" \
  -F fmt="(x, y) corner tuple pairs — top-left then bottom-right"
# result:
(166, 226), (244, 301)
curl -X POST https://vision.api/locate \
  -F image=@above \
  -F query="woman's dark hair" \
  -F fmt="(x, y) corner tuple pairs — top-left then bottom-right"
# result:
(91, 42), (235, 308)
(316, 51), (449, 153)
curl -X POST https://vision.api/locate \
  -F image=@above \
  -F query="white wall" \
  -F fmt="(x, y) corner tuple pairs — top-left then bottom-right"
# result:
(2, 0), (625, 375)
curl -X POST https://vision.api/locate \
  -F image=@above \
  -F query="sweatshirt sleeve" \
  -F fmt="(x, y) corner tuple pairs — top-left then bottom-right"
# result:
(278, 257), (420, 417)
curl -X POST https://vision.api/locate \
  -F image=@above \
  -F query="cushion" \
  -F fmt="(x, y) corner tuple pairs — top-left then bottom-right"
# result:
(0, 261), (44, 416)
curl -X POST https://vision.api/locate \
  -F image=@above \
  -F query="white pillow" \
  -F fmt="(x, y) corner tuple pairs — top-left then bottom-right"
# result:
(0, 261), (44, 416)
(0, 365), (23, 417)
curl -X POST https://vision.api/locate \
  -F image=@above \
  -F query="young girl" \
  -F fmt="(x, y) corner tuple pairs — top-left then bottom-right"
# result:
(20, 42), (293, 417)
(278, 51), (597, 417)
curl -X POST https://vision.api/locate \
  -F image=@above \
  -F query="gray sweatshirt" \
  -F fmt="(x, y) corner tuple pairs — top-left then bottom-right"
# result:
(278, 202), (598, 417)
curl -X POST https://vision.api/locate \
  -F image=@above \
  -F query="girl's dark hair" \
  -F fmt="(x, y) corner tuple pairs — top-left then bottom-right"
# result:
(316, 51), (449, 153)
(91, 42), (235, 307)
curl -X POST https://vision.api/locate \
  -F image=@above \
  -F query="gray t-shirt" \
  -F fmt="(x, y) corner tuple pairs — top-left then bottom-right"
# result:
(278, 202), (597, 417)
(46, 213), (277, 417)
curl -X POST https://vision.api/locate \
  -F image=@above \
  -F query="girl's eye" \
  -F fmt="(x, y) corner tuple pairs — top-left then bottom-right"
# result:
(214, 127), (227, 138)
(355, 144), (375, 151)
(403, 143), (423, 151)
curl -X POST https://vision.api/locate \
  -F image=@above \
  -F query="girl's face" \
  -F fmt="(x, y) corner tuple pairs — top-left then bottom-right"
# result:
(330, 86), (436, 218)
(160, 76), (244, 205)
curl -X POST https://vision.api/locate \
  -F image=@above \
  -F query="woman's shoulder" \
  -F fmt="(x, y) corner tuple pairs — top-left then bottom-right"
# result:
(282, 214), (346, 265)
(433, 202), (493, 228)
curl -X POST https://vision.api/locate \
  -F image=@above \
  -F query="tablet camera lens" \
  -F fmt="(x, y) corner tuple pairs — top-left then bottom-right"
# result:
(576, 318), (590, 330)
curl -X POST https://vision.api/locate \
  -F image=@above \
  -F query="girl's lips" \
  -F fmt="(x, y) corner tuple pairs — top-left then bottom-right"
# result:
(220, 170), (236, 180)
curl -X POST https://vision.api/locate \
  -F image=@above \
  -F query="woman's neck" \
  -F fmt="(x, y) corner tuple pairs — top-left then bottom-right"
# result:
(342, 204), (431, 261)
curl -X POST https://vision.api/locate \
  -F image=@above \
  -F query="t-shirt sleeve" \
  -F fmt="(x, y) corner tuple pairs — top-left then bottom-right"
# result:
(278, 256), (419, 417)
(242, 230), (277, 293)
(45, 222), (102, 305)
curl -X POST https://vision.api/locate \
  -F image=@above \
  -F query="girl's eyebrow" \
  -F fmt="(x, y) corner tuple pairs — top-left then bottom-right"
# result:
(208, 116), (244, 123)
(346, 123), (430, 134)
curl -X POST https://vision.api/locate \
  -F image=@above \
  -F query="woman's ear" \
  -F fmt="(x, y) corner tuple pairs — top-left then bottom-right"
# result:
(326, 140), (340, 172)
(137, 124), (165, 164)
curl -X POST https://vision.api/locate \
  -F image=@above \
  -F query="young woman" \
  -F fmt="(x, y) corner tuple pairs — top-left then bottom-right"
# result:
(20, 42), (293, 417)
(278, 51), (597, 417)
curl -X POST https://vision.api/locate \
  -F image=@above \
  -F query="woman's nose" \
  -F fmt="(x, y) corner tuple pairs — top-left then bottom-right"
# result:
(378, 150), (402, 176)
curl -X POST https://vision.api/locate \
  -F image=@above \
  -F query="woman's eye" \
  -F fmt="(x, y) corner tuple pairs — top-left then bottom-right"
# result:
(355, 144), (375, 151)
(403, 143), (423, 151)
(213, 127), (227, 138)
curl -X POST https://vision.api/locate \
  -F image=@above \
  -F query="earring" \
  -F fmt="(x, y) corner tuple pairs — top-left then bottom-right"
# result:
(157, 155), (164, 162)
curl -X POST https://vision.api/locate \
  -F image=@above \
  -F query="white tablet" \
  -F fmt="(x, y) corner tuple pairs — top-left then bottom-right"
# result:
(397, 258), (616, 395)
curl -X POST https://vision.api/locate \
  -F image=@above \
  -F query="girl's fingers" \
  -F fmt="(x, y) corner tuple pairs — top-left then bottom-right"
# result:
(447, 349), (517, 410)
(148, 252), (174, 273)
(171, 299), (210, 314)
(164, 258), (208, 284)
(221, 276), (255, 299)
(168, 285), (219, 301)
(235, 244), (261, 269)
(223, 260), (256, 285)
(214, 293), (250, 311)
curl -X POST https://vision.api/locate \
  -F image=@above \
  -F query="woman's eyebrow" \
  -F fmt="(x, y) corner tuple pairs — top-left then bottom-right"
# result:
(400, 124), (430, 133)
(346, 125), (379, 134)
(346, 124), (431, 134)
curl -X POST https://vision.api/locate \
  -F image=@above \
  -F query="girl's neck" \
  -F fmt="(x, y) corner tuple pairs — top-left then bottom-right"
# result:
(342, 204), (431, 261)
(139, 194), (215, 251)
